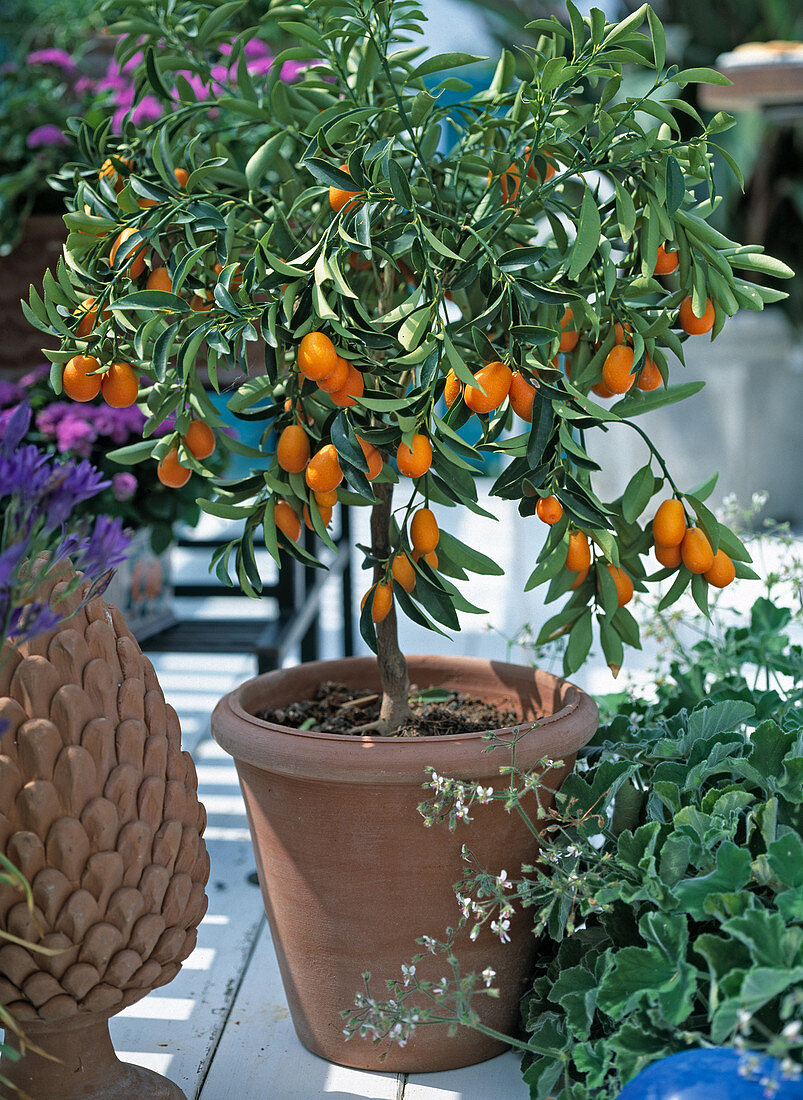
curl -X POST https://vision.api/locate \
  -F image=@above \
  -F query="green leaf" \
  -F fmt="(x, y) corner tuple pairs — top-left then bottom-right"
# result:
(673, 841), (752, 920)
(549, 965), (598, 1039)
(388, 160), (413, 208)
(646, 6), (666, 70)
(614, 179), (637, 242)
(527, 394), (554, 466)
(673, 67), (733, 87)
(612, 381), (705, 417)
(245, 134), (287, 189)
(107, 440), (157, 466)
(145, 44), (171, 100)
(498, 246), (546, 272)
(686, 495), (720, 552)
(419, 222), (462, 262)
(408, 52), (486, 80)
(568, 187), (602, 280)
(358, 585), (379, 655)
(304, 158), (358, 191)
(622, 464), (654, 523)
(564, 609), (593, 675)
(665, 155), (685, 216)
(436, 530), (504, 576)
(111, 291), (189, 313)
(767, 832), (803, 889)
(597, 941), (696, 1026)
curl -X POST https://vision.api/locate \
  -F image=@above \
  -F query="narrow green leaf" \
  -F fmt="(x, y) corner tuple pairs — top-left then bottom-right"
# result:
(408, 52), (486, 81)
(673, 67), (733, 87)
(568, 188), (602, 279)
(665, 155), (685, 216)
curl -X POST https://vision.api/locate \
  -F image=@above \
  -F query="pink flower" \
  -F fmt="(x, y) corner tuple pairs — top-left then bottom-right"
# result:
(131, 95), (164, 127)
(175, 71), (211, 101)
(55, 417), (96, 458)
(26, 48), (77, 75)
(26, 125), (69, 149)
(111, 472), (138, 501)
(122, 51), (145, 75)
(281, 60), (308, 83)
(247, 56), (274, 78)
(209, 63), (231, 88)
(220, 39), (271, 60)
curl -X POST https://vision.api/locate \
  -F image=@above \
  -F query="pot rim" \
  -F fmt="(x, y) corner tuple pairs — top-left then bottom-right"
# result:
(211, 655), (599, 783)
(227, 661), (580, 743)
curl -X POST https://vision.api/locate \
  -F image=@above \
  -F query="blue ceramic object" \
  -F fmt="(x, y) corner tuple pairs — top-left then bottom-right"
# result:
(617, 1049), (803, 1099)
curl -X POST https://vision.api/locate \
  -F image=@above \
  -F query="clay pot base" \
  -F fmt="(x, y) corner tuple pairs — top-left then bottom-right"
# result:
(0, 1015), (186, 1100)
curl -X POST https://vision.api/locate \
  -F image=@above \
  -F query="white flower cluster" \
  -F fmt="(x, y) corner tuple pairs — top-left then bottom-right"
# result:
(346, 992), (422, 1048)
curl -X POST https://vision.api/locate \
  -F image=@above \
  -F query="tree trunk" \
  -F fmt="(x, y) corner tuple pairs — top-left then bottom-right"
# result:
(371, 479), (410, 733)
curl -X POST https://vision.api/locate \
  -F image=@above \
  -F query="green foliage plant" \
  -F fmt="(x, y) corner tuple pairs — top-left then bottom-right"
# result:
(31, 0), (794, 732)
(344, 591), (803, 1096)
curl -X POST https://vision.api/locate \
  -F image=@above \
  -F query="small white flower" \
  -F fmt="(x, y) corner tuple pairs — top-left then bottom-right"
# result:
(401, 964), (416, 986)
(737, 1009), (753, 1032)
(482, 967), (496, 987)
(490, 917), (511, 943)
(782, 1021), (801, 1042)
(496, 869), (509, 889)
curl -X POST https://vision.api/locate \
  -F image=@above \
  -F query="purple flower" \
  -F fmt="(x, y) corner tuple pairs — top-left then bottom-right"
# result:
(74, 76), (96, 95)
(87, 404), (145, 443)
(0, 381), (23, 409)
(26, 48), (77, 75)
(36, 403), (70, 439)
(111, 472), (138, 501)
(19, 364), (51, 387)
(26, 124), (69, 150)
(1, 406), (131, 648)
(55, 417), (96, 458)
(7, 601), (61, 642)
(73, 514), (131, 577)
(2, 404), (32, 451)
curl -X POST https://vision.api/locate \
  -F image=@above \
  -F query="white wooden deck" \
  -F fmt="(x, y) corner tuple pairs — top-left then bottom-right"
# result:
(110, 652), (526, 1100)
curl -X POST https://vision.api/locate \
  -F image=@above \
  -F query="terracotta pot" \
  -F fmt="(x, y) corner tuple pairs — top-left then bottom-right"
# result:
(211, 655), (598, 1073)
(0, 569), (209, 1099)
(1, 1012), (184, 1100)
(0, 214), (65, 377)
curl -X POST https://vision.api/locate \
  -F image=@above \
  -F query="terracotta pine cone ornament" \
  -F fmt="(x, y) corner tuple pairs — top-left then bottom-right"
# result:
(0, 569), (208, 1035)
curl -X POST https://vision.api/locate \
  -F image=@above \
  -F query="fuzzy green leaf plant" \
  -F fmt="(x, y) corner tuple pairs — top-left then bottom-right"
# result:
(32, 0), (793, 732)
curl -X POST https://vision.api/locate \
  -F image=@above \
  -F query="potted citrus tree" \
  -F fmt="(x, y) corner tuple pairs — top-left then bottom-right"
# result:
(30, 0), (791, 1075)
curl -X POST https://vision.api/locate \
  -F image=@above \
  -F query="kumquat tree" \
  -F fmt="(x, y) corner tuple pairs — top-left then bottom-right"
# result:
(30, 0), (792, 732)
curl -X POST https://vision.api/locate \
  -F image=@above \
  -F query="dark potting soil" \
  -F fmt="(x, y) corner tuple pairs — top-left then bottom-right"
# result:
(257, 680), (520, 737)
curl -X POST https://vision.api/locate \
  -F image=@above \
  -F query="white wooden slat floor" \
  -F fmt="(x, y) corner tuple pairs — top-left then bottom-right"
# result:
(110, 651), (527, 1099)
